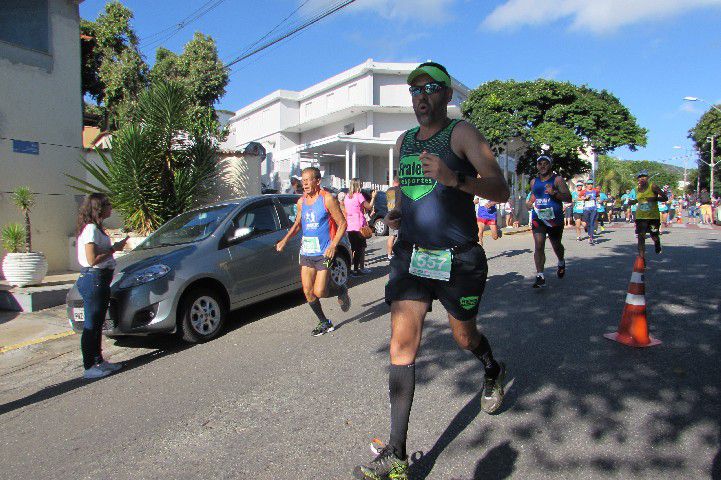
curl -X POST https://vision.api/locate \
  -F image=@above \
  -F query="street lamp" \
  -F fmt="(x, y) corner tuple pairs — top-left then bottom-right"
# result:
(683, 96), (720, 196)
(683, 96), (721, 114)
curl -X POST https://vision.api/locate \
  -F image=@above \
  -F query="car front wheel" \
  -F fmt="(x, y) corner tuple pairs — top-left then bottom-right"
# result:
(179, 288), (226, 343)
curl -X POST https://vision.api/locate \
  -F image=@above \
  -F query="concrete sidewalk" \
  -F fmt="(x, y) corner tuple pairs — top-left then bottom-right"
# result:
(0, 272), (78, 353)
(0, 304), (74, 353)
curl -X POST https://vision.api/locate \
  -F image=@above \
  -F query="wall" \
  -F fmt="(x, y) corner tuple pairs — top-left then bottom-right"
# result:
(0, 0), (84, 274)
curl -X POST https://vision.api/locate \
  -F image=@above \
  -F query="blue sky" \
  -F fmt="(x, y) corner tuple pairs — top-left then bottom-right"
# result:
(80, 0), (721, 168)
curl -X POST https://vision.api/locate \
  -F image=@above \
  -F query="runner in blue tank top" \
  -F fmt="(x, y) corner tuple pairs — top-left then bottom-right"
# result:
(526, 155), (572, 288)
(276, 167), (351, 337)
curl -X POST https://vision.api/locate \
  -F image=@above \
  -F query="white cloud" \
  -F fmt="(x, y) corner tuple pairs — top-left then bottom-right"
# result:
(481, 0), (721, 34)
(300, 0), (457, 24)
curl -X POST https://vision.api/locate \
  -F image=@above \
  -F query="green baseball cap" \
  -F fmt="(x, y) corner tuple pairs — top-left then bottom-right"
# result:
(407, 61), (452, 87)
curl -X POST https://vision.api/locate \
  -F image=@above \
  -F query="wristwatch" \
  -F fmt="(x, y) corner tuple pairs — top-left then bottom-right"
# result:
(455, 171), (466, 189)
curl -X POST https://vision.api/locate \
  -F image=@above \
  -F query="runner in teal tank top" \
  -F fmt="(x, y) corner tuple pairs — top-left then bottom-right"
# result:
(353, 62), (511, 480)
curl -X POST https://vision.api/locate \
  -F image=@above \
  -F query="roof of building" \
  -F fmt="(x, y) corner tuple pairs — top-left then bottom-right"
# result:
(229, 59), (472, 122)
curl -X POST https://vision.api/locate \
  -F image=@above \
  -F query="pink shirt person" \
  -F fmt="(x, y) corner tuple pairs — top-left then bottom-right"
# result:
(344, 192), (368, 232)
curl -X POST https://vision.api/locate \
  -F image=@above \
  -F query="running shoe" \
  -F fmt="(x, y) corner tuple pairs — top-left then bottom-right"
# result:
(589, 240), (595, 246)
(83, 365), (112, 379)
(311, 320), (335, 337)
(481, 361), (506, 414)
(532, 276), (546, 288)
(577, 236), (582, 242)
(338, 287), (351, 312)
(557, 264), (566, 278)
(99, 360), (122, 372)
(353, 445), (409, 480)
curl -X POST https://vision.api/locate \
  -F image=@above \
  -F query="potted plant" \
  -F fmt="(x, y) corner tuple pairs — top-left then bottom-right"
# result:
(1, 187), (48, 287)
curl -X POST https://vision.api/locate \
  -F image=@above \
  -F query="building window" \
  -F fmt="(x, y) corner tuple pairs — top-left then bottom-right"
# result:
(0, 0), (49, 53)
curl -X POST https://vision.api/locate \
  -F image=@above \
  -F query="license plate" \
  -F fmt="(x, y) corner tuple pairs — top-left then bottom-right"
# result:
(72, 308), (84, 323)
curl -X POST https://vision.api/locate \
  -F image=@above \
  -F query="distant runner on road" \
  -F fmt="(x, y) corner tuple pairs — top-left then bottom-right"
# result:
(526, 155), (572, 288)
(629, 170), (667, 260)
(474, 196), (500, 246)
(276, 167), (351, 337)
(571, 182), (585, 241)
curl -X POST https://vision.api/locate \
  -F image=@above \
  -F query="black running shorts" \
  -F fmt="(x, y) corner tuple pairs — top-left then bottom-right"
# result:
(531, 219), (564, 240)
(385, 241), (488, 321)
(635, 219), (660, 236)
(299, 254), (329, 270)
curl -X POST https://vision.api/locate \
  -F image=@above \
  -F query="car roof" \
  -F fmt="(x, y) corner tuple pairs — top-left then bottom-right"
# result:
(189, 194), (301, 213)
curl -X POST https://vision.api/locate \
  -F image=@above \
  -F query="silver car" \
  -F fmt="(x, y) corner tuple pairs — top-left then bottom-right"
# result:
(66, 194), (351, 343)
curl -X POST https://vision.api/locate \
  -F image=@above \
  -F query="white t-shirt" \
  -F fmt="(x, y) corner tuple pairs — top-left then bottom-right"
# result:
(77, 223), (116, 269)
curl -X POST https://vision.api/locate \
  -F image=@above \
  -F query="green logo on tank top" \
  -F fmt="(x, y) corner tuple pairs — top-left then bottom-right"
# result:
(399, 154), (436, 201)
(460, 296), (479, 310)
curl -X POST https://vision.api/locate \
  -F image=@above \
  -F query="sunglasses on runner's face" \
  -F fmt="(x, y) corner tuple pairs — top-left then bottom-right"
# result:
(409, 82), (445, 97)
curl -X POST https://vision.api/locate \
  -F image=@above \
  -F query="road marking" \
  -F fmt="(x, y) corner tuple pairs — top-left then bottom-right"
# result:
(0, 330), (76, 354)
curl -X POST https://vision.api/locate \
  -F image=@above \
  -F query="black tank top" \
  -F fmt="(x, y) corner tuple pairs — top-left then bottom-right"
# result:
(398, 119), (478, 249)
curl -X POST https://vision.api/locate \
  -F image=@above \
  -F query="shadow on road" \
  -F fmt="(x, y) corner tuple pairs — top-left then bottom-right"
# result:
(402, 237), (721, 478)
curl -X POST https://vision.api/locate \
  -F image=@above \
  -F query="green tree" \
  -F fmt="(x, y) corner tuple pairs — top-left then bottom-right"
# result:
(68, 82), (225, 234)
(688, 105), (721, 191)
(461, 79), (648, 178)
(149, 33), (229, 121)
(81, 1), (148, 129)
(11, 187), (36, 253)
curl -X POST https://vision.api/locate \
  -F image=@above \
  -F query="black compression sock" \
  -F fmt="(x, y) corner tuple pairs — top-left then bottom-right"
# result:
(388, 363), (415, 460)
(471, 335), (500, 379)
(308, 299), (327, 322)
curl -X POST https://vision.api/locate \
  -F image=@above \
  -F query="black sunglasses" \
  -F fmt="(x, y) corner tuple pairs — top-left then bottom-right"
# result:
(409, 82), (446, 97)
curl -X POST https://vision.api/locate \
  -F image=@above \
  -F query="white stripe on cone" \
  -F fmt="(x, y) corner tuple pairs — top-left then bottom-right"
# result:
(630, 272), (644, 283)
(625, 293), (646, 306)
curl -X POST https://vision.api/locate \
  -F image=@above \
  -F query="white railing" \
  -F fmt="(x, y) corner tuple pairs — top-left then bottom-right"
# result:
(323, 175), (389, 191)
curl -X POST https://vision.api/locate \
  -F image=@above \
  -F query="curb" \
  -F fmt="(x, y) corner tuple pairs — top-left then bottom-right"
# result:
(0, 330), (76, 355)
(498, 227), (531, 236)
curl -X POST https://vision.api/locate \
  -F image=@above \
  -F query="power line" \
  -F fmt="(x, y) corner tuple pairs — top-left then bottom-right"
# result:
(224, 0), (357, 69)
(141, 0), (229, 49)
(224, 0), (312, 63)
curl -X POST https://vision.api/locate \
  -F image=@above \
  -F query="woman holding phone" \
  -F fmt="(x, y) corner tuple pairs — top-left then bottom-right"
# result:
(75, 193), (128, 379)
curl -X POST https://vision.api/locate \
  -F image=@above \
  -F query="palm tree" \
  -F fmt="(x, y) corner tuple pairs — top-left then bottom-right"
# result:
(68, 81), (224, 234)
(11, 186), (35, 252)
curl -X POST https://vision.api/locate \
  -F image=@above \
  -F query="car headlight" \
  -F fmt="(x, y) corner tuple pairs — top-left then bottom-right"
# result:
(118, 264), (171, 289)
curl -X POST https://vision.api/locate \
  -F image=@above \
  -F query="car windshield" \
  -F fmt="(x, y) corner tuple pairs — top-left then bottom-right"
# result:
(137, 204), (237, 249)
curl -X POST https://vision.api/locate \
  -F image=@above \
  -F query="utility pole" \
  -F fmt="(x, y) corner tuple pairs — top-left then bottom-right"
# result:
(699, 135), (718, 196)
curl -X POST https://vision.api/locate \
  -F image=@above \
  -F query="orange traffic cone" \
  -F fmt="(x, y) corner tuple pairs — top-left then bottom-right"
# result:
(604, 256), (661, 347)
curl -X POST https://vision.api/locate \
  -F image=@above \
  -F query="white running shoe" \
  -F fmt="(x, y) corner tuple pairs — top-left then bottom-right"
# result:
(99, 360), (122, 372)
(83, 365), (112, 379)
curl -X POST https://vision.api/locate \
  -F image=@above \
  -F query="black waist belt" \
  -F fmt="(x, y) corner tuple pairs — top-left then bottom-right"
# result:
(396, 240), (476, 254)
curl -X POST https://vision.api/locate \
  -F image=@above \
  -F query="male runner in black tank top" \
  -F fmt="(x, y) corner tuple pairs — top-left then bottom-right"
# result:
(353, 62), (510, 480)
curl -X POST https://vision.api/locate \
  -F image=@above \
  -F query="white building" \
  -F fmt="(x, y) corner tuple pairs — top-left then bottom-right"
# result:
(224, 59), (522, 192)
(0, 0), (86, 273)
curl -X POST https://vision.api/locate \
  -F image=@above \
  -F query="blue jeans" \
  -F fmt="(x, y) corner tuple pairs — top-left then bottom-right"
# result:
(76, 267), (113, 369)
(583, 209), (598, 240)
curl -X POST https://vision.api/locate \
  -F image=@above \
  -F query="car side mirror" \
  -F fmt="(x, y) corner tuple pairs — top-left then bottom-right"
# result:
(229, 226), (254, 242)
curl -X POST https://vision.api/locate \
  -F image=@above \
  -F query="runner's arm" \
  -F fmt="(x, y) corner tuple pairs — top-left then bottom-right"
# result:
(324, 193), (348, 259)
(653, 185), (668, 202)
(526, 179), (536, 208)
(553, 176), (573, 203)
(276, 199), (303, 251)
(450, 122), (509, 202)
(384, 134), (405, 230)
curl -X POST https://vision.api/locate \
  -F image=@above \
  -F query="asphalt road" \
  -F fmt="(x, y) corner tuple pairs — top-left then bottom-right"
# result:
(1, 226), (719, 479)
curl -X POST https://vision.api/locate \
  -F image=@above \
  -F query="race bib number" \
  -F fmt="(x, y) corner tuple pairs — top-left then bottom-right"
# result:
(536, 208), (555, 221)
(584, 200), (596, 208)
(301, 236), (321, 255)
(638, 202), (652, 212)
(409, 248), (452, 281)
